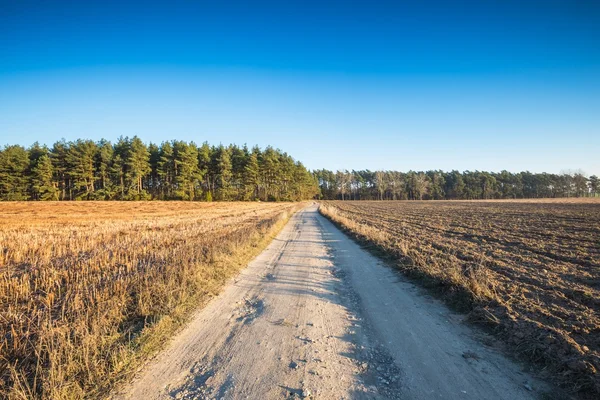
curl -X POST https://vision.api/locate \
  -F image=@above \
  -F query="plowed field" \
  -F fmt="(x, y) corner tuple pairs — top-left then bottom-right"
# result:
(320, 199), (600, 397)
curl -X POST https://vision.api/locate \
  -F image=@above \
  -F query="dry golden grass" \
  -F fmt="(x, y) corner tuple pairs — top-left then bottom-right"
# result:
(0, 201), (302, 399)
(320, 199), (600, 397)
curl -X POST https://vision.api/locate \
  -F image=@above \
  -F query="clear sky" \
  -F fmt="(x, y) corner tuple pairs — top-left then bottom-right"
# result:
(1, 0), (599, 175)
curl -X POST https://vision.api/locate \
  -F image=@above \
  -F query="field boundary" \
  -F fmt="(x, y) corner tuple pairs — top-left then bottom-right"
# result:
(318, 203), (598, 399)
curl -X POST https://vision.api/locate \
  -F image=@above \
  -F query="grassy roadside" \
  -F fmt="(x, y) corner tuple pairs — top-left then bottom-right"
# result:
(1, 202), (304, 400)
(318, 202), (596, 399)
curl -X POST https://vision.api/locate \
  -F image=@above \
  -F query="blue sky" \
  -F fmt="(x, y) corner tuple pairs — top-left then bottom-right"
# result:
(1, 0), (599, 174)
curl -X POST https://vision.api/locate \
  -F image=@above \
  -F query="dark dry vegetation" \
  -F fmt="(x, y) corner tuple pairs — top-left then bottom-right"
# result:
(0, 201), (300, 399)
(320, 199), (600, 397)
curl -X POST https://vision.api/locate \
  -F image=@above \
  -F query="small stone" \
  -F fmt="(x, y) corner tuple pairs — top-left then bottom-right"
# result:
(523, 382), (533, 391)
(289, 361), (299, 369)
(301, 388), (311, 398)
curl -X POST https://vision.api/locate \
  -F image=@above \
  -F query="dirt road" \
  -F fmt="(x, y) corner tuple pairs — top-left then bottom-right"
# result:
(115, 205), (544, 399)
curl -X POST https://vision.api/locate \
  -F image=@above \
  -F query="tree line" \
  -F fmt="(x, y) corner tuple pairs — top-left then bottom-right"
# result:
(2, 139), (598, 202)
(313, 169), (599, 200)
(0, 138), (318, 201)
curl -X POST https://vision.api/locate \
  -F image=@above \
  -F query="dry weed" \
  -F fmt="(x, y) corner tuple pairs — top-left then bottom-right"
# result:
(0, 201), (302, 399)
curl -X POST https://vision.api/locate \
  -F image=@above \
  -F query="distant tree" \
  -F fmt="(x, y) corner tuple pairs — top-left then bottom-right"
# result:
(335, 170), (351, 200)
(480, 172), (496, 199)
(31, 154), (58, 200)
(157, 141), (175, 199)
(427, 171), (445, 200)
(173, 141), (201, 200)
(147, 142), (160, 198)
(589, 175), (599, 197)
(26, 142), (49, 199)
(573, 172), (588, 197)
(277, 152), (295, 201)
(111, 138), (129, 199)
(50, 140), (70, 200)
(126, 137), (151, 199)
(27, 142), (47, 165)
(557, 170), (577, 198)
(313, 169), (336, 200)
(198, 142), (212, 200)
(387, 171), (405, 200)
(243, 146), (260, 200)
(497, 170), (517, 199)
(462, 171), (482, 199)
(96, 139), (113, 194)
(67, 139), (97, 199)
(374, 171), (386, 200)
(0, 145), (30, 200)
(214, 145), (233, 201)
(230, 144), (247, 200)
(260, 146), (279, 201)
(410, 172), (430, 200)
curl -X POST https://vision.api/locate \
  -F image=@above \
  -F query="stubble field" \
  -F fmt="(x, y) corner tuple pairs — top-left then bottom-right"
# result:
(0, 201), (300, 399)
(320, 199), (600, 396)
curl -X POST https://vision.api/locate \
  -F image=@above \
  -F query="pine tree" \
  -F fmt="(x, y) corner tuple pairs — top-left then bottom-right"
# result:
(147, 143), (160, 198)
(158, 141), (175, 199)
(96, 139), (113, 195)
(243, 146), (260, 200)
(112, 138), (130, 199)
(125, 137), (151, 199)
(0, 145), (30, 200)
(214, 145), (233, 201)
(27, 142), (47, 177)
(589, 175), (599, 197)
(31, 154), (58, 200)
(67, 139), (97, 199)
(27, 142), (50, 199)
(50, 140), (70, 200)
(111, 154), (126, 199)
(230, 144), (247, 200)
(427, 171), (445, 200)
(260, 146), (279, 201)
(173, 141), (201, 200)
(198, 142), (212, 200)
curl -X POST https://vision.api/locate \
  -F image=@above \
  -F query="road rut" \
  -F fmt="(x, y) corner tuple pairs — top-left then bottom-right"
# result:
(115, 205), (544, 399)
